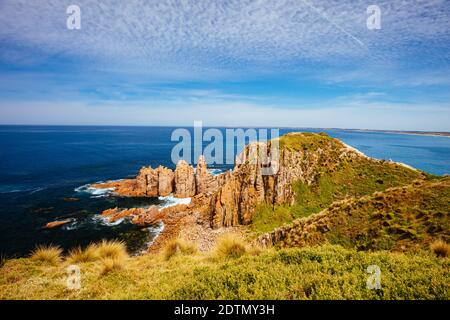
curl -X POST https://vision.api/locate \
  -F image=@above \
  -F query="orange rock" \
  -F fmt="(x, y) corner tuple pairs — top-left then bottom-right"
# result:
(174, 160), (196, 197)
(44, 219), (71, 229)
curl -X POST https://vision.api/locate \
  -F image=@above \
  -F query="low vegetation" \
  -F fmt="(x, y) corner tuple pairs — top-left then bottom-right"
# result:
(95, 240), (128, 260)
(1, 244), (447, 299)
(430, 239), (450, 258)
(264, 177), (450, 252)
(100, 257), (126, 275)
(67, 244), (99, 264)
(163, 239), (198, 260)
(252, 134), (427, 234)
(214, 234), (247, 259)
(30, 245), (63, 265)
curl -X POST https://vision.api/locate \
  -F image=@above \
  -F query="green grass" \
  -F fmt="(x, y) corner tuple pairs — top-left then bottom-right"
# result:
(251, 156), (425, 234)
(269, 177), (450, 252)
(1, 245), (448, 300)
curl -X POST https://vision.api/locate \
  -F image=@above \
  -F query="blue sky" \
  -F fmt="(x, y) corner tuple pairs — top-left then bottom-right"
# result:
(0, 0), (449, 130)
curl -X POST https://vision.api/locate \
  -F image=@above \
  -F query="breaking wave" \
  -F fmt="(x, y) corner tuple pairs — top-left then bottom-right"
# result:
(158, 195), (191, 209)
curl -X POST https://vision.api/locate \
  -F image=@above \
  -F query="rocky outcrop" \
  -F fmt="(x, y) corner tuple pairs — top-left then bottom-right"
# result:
(44, 219), (71, 229)
(174, 160), (196, 197)
(196, 155), (220, 195)
(92, 157), (226, 199)
(208, 133), (375, 228)
(158, 166), (175, 196)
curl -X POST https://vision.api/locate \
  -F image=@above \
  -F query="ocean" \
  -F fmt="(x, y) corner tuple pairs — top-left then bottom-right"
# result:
(0, 125), (449, 257)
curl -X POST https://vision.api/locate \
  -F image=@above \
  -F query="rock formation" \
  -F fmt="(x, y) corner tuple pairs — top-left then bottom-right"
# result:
(195, 155), (220, 194)
(92, 157), (225, 199)
(206, 132), (420, 229)
(44, 219), (71, 229)
(93, 132), (423, 233)
(174, 160), (196, 197)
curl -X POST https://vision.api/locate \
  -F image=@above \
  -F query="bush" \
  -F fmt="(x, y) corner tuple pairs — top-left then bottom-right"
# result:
(30, 245), (63, 265)
(163, 239), (198, 260)
(67, 244), (99, 263)
(100, 257), (125, 275)
(95, 240), (128, 260)
(430, 239), (450, 258)
(214, 234), (247, 259)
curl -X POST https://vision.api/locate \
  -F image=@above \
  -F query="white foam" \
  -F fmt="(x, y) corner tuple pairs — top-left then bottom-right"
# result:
(91, 215), (125, 226)
(341, 142), (368, 158)
(158, 195), (191, 209)
(63, 220), (78, 231)
(74, 181), (120, 198)
(145, 222), (165, 248)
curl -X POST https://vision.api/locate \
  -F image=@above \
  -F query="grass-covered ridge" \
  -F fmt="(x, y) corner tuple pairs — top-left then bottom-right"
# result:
(1, 244), (448, 300)
(264, 177), (450, 252)
(252, 133), (426, 234)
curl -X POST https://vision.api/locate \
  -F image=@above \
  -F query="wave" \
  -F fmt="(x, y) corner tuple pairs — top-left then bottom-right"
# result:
(62, 220), (79, 231)
(145, 222), (165, 247)
(158, 195), (191, 209)
(91, 215), (125, 226)
(74, 181), (120, 198)
(0, 186), (46, 194)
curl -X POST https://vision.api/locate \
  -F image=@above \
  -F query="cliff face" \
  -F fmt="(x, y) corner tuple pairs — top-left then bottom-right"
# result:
(208, 133), (364, 228)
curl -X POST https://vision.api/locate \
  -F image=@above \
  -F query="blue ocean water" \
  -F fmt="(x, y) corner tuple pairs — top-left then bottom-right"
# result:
(0, 126), (449, 257)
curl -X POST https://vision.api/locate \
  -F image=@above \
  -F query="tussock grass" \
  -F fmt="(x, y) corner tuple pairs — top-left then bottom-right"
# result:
(30, 245), (63, 265)
(430, 239), (450, 258)
(95, 240), (128, 260)
(163, 239), (198, 260)
(100, 257), (125, 275)
(67, 244), (99, 263)
(214, 234), (247, 259)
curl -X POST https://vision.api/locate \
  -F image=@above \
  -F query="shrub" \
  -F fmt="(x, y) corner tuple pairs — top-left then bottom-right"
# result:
(100, 257), (125, 275)
(430, 239), (450, 258)
(163, 239), (198, 260)
(95, 240), (128, 260)
(30, 245), (63, 265)
(214, 234), (247, 259)
(67, 244), (99, 263)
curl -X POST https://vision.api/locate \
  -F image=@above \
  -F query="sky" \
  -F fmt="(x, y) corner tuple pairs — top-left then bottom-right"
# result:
(0, 0), (449, 130)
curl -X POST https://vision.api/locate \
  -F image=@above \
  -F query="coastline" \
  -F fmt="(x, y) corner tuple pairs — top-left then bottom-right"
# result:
(329, 128), (450, 137)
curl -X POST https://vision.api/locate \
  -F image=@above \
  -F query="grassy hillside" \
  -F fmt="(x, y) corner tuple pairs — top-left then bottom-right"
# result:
(252, 134), (426, 234)
(1, 244), (448, 300)
(263, 177), (450, 252)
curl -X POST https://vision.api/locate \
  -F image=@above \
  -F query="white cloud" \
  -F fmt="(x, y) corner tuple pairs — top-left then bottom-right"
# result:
(0, 0), (448, 77)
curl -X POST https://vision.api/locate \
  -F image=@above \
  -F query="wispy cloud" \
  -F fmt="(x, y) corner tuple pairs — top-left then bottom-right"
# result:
(0, 0), (449, 76)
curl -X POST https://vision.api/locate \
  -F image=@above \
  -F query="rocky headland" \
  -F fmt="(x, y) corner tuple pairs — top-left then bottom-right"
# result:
(82, 132), (445, 253)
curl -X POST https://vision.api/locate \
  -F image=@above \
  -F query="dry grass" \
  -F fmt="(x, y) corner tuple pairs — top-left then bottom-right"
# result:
(100, 257), (125, 275)
(30, 245), (63, 265)
(163, 239), (198, 260)
(430, 239), (450, 258)
(1, 245), (449, 299)
(214, 234), (247, 259)
(67, 244), (99, 263)
(95, 240), (128, 260)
